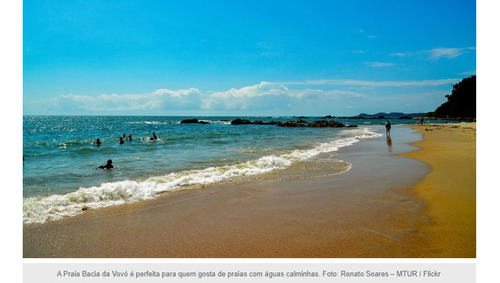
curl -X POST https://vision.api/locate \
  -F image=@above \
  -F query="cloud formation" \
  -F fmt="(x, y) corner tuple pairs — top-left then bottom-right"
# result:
(24, 77), (464, 116)
(390, 47), (476, 60)
(200, 82), (365, 113)
(427, 47), (475, 60)
(201, 82), (289, 110)
(281, 78), (460, 87)
(49, 88), (202, 113)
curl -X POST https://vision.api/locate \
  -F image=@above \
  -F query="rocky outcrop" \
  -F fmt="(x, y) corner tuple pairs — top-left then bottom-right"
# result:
(230, 118), (357, 128)
(230, 119), (277, 125)
(230, 119), (252, 125)
(180, 118), (210, 124)
(276, 121), (306, 127)
(307, 120), (348, 128)
(277, 120), (356, 128)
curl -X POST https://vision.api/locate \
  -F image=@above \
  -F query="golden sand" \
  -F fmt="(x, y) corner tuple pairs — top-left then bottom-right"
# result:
(402, 123), (476, 257)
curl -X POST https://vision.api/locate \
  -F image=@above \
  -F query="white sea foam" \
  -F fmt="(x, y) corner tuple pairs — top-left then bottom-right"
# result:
(23, 127), (380, 224)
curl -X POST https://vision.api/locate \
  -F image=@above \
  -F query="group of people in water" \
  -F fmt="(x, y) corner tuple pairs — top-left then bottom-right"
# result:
(93, 132), (158, 146)
(118, 134), (133, 144)
(95, 120), (403, 170)
(95, 132), (158, 169)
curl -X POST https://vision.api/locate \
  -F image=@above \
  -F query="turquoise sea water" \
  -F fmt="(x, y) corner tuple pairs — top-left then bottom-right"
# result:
(22, 116), (444, 223)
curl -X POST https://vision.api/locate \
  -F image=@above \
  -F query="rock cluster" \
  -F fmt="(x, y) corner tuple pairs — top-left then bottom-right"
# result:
(277, 120), (357, 128)
(180, 118), (210, 124)
(230, 119), (277, 125)
(230, 119), (357, 128)
(179, 118), (357, 128)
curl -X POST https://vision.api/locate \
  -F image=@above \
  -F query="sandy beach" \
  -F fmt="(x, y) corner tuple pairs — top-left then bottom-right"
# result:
(23, 124), (476, 258)
(401, 123), (476, 257)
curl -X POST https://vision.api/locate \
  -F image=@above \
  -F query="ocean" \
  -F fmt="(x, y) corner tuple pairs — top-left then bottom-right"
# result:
(22, 116), (440, 224)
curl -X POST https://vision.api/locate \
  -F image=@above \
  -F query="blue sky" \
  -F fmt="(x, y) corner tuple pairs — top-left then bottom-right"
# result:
(23, 0), (476, 116)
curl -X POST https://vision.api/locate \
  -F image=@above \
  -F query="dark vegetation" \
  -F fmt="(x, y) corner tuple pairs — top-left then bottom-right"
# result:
(427, 75), (476, 119)
(347, 75), (476, 121)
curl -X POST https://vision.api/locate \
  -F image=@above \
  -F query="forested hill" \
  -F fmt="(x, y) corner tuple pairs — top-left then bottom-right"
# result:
(430, 75), (476, 118)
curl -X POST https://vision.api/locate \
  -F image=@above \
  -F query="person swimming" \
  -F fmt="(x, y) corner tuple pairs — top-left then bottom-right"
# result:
(127, 134), (133, 141)
(93, 138), (102, 146)
(97, 159), (114, 169)
(150, 132), (158, 140)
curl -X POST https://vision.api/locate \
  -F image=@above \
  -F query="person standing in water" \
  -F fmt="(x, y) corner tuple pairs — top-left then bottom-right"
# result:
(385, 120), (391, 136)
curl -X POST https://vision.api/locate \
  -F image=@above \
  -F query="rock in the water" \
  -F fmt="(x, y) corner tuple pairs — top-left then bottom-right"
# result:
(180, 118), (210, 124)
(231, 119), (277, 125)
(276, 121), (306, 127)
(231, 118), (356, 128)
(307, 120), (345, 127)
(230, 119), (253, 125)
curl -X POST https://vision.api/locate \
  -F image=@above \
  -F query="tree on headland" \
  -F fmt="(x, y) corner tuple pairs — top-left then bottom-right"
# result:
(430, 75), (476, 118)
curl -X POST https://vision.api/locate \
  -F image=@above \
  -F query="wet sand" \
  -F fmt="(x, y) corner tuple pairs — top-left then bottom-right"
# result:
(23, 124), (475, 258)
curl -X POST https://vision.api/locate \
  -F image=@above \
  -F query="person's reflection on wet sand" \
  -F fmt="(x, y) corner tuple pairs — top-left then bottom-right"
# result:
(386, 135), (392, 152)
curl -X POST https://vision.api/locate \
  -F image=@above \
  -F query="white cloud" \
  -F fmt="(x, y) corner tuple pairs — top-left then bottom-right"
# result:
(390, 47), (475, 60)
(201, 82), (289, 110)
(23, 77), (461, 116)
(55, 88), (201, 112)
(294, 89), (363, 99)
(427, 47), (475, 60)
(281, 78), (461, 87)
(153, 88), (199, 97)
(390, 52), (414, 57)
(458, 70), (476, 76)
(200, 82), (365, 112)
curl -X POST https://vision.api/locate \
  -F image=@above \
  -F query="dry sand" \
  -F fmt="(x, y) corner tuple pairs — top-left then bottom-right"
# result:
(401, 123), (476, 257)
(23, 124), (476, 258)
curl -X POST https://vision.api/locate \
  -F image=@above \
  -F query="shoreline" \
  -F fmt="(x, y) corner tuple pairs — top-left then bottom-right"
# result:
(23, 124), (475, 258)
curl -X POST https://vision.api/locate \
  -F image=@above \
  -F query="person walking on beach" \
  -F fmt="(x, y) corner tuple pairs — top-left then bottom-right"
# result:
(385, 120), (391, 136)
(97, 159), (114, 169)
